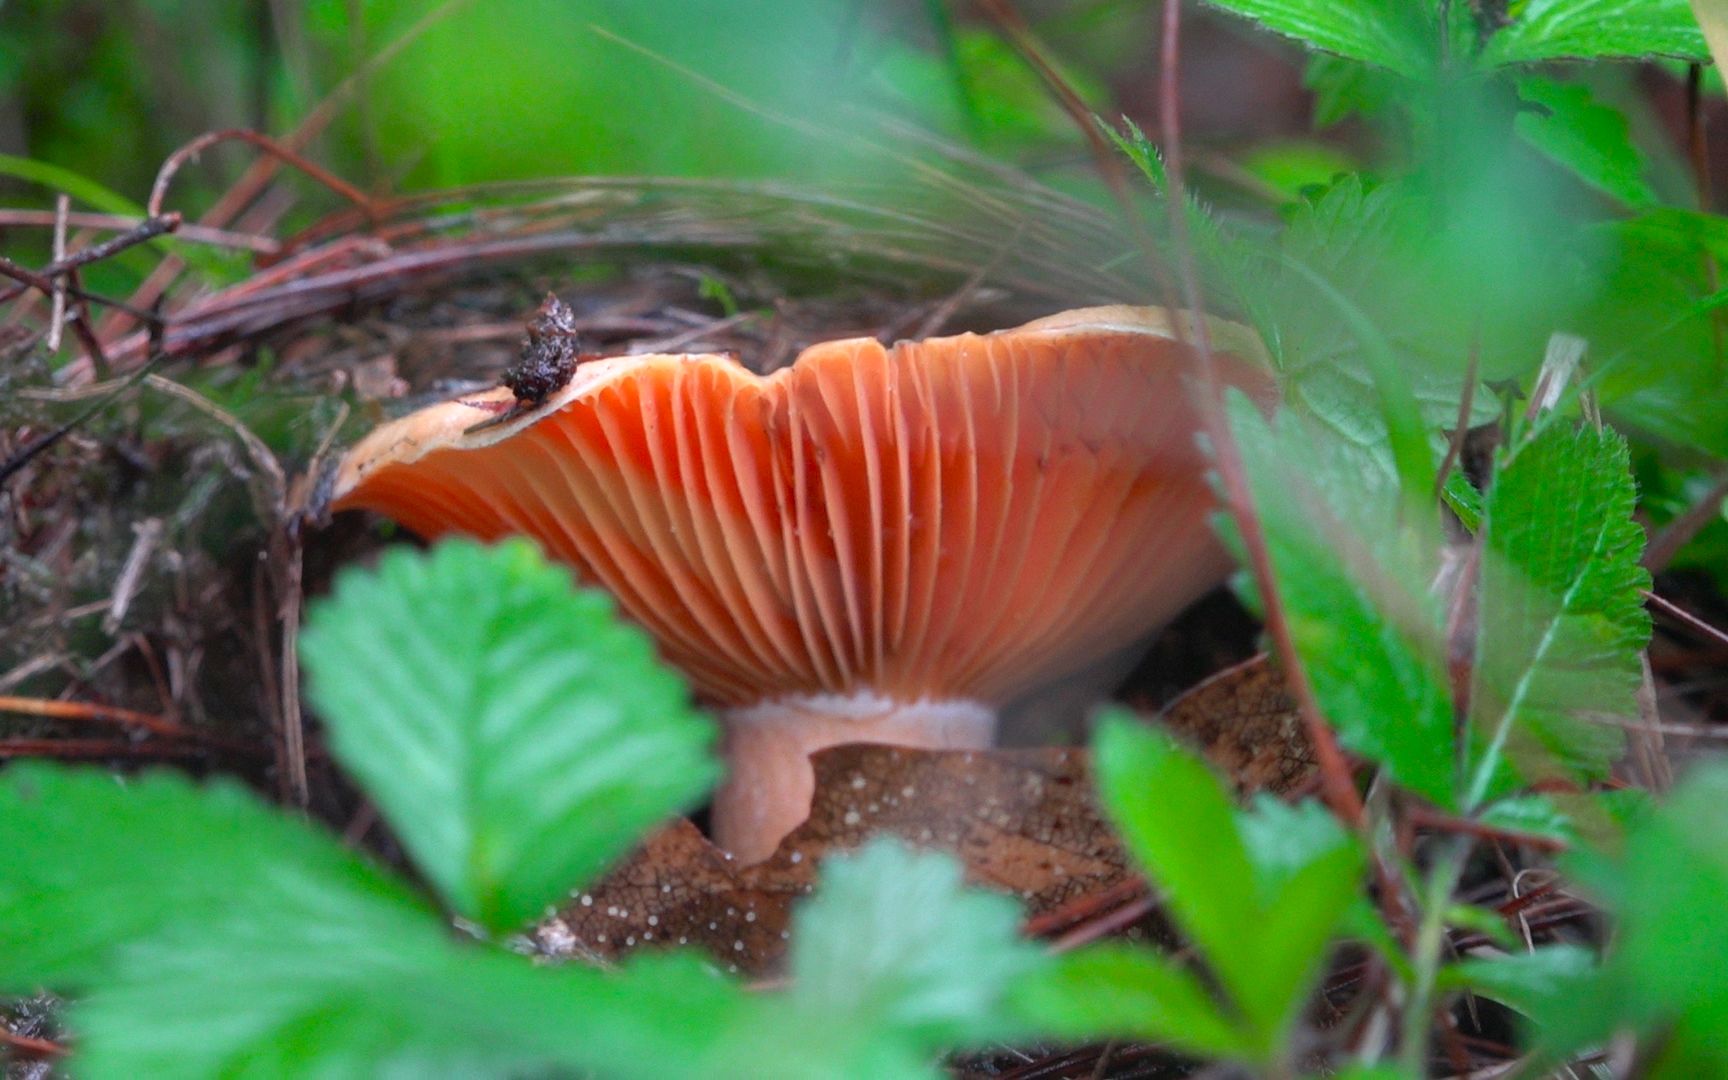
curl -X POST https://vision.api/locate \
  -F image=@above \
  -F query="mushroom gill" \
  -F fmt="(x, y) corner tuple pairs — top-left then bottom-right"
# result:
(330, 304), (1274, 861)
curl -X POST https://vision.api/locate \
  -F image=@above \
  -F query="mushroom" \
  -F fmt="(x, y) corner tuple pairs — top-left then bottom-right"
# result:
(327, 303), (1273, 862)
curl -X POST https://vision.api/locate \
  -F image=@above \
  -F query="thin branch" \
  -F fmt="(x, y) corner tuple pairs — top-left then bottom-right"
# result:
(148, 129), (379, 221)
(1644, 468), (1728, 573)
(1645, 589), (1728, 650)
(0, 253), (164, 326)
(1022, 878), (1147, 938)
(971, 0), (1140, 234)
(1434, 325), (1481, 502)
(1153, 0), (1365, 829)
(0, 1025), (65, 1058)
(0, 349), (166, 491)
(1046, 894), (1161, 953)
(0, 738), (222, 761)
(1406, 806), (1567, 853)
(0, 212), (184, 307)
(0, 209), (270, 252)
(0, 694), (262, 756)
(47, 194), (69, 352)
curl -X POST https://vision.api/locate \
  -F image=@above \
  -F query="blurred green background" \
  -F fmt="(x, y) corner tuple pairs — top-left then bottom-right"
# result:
(0, 0), (1170, 208)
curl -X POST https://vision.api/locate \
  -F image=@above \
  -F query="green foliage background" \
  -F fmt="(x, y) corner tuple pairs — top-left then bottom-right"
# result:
(5, 0), (1728, 1076)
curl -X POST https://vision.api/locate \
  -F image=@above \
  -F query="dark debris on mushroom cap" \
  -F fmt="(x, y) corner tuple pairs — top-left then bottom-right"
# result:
(500, 293), (585, 408)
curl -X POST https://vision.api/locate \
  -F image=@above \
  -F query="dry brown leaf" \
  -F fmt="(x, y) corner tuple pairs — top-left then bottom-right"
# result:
(533, 658), (1314, 974)
(1159, 653), (1314, 793)
(534, 744), (1125, 975)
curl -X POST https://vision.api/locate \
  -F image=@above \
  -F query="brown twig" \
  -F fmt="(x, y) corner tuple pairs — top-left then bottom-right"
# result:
(1152, 0), (1365, 831)
(1644, 588), (1728, 649)
(0, 738), (221, 761)
(1405, 806), (1568, 853)
(275, 535), (310, 809)
(1643, 468), (1728, 573)
(0, 1025), (66, 1057)
(148, 129), (379, 222)
(1047, 894), (1161, 954)
(47, 195), (69, 352)
(61, 263), (112, 378)
(972, 0), (1174, 300)
(0, 253), (161, 327)
(1022, 877), (1147, 938)
(0, 212), (185, 307)
(0, 694), (261, 756)
(971, 0), (1136, 228)
(0, 209), (269, 252)
(1445, 542), (1486, 801)
(1434, 326), (1481, 503)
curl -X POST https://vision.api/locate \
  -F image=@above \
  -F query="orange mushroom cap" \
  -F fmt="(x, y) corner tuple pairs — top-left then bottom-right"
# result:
(330, 304), (1274, 860)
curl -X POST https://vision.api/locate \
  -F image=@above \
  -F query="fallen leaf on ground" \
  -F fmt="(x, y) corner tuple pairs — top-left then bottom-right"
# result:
(533, 745), (1125, 975)
(534, 659), (1313, 973)
(1158, 654), (1315, 793)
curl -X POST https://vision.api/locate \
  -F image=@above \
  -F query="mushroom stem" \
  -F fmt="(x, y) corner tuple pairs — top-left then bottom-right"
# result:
(713, 694), (997, 863)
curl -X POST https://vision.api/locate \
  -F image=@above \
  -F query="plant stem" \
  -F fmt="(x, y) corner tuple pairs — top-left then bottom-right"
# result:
(1398, 837), (1472, 1076)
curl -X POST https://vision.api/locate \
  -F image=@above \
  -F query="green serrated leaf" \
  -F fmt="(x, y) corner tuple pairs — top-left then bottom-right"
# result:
(1273, 176), (1509, 500)
(1244, 815), (1361, 1043)
(1540, 766), (1728, 1073)
(300, 539), (721, 933)
(1094, 716), (1263, 994)
(1011, 944), (1251, 1061)
(1589, 211), (1728, 458)
(1237, 794), (1356, 900)
(1483, 0), (1709, 64)
(1443, 469), (1485, 532)
(1091, 719), (1362, 1061)
(72, 887), (500, 1078)
(1478, 793), (1581, 846)
(0, 763), (437, 992)
(1516, 76), (1656, 206)
(1238, 141), (1359, 202)
(1328, 1067), (1417, 1080)
(1225, 395), (1460, 806)
(1443, 903), (1521, 949)
(1466, 424), (1651, 808)
(72, 892), (751, 1079)
(1106, 117), (1263, 322)
(1200, 0), (1434, 77)
(787, 838), (1045, 1052)
(1305, 53), (1404, 127)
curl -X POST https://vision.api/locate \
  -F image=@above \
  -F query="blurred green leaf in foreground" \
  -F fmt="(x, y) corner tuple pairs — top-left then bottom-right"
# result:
(0, 541), (1049, 1078)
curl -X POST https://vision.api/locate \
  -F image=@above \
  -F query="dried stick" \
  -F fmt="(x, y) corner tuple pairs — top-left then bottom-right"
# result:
(0, 209), (268, 252)
(1406, 806), (1567, 853)
(1153, 0), (1364, 829)
(0, 212), (185, 307)
(1644, 588), (1728, 649)
(1046, 894), (1161, 953)
(148, 129), (378, 222)
(0, 1025), (65, 1057)
(1022, 878), (1147, 938)
(1644, 468), (1728, 573)
(47, 195), (68, 352)
(0, 694), (262, 756)
(1434, 326), (1481, 502)
(0, 738), (222, 761)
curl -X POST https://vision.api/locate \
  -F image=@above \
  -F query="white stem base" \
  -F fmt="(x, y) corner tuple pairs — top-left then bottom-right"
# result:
(712, 694), (997, 864)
